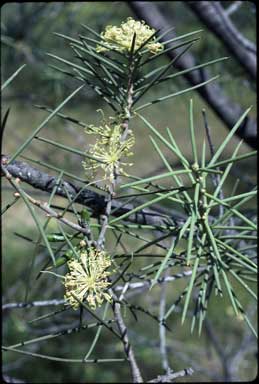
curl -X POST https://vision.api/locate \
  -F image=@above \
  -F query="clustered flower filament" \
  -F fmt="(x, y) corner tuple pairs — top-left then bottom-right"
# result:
(82, 117), (135, 185)
(64, 247), (112, 310)
(96, 17), (164, 55)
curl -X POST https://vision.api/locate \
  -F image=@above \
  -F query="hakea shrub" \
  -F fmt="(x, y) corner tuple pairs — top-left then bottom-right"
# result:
(2, 16), (257, 383)
(46, 18), (256, 333)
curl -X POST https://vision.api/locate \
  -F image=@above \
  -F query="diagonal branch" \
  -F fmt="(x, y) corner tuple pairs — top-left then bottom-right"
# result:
(112, 297), (144, 383)
(225, 1), (243, 17)
(186, 1), (256, 76)
(148, 367), (194, 382)
(1, 155), (185, 227)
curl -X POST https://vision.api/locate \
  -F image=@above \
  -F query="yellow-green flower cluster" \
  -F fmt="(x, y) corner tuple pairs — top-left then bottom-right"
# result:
(64, 247), (112, 310)
(82, 120), (135, 184)
(96, 17), (163, 55)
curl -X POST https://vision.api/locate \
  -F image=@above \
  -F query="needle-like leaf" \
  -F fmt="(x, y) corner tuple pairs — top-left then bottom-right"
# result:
(9, 85), (84, 163)
(1, 64), (26, 91)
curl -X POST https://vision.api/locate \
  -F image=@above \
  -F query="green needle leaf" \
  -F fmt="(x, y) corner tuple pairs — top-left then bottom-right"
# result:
(221, 270), (239, 316)
(134, 75), (220, 112)
(53, 32), (83, 45)
(35, 135), (104, 163)
(182, 235), (206, 324)
(209, 150), (257, 168)
(109, 189), (181, 225)
(189, 99), (198, 164)
(9, 84), (84, 163)
(150, 237), (177, 290)
(120, 169), (191, 189)
(13, 186), (56, 265)
(47, 52), (94, 76)
(1, 64), (26, 91)
(208, 107), (252, 167)
(186, 213), (196, 266)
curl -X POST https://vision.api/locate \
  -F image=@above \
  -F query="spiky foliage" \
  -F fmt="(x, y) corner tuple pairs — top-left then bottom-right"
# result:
(37, 19), (256, 335)
(2, 18), (257, 382)
(47, 21), (225, 115)
(128, 103), (256, 335)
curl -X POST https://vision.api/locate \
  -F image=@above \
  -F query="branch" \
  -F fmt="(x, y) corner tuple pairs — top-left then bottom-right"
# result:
(186, 1), (256, 77)
(1, 155), (185, 227)
(2, 270), (196, 311)
(98, 51), (144, 382)
(129, 1), (257, 149)
(112, 296), (144, 383)
(159, 271), (170, 373)
(225, 1), (243, 16)
(2, 160), (93, 237)
(148, 367), (194, 382)
(1, 155), (106, 214)
(2, 299), (65, 310)
(2, 375), (25, 384)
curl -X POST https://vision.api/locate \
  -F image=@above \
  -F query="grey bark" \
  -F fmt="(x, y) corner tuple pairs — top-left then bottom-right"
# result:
(2, 155), (185, 227)
(186, 1), (256, 79)
(148, 367), (194, 382)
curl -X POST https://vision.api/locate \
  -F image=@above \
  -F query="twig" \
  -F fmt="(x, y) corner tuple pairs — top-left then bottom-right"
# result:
(225, 1), (243, 16)
(186, 1), (256, 72)
(2, 271), (197, 312)
(112, 297), (144, 383)
(2, 375), (25, 383)
(2, 162), (93, 237)
(159, 270), (170, 373)
(148, 367), (194, 382)
(94, 44), (143, 382)
(2, 299), (65, 310)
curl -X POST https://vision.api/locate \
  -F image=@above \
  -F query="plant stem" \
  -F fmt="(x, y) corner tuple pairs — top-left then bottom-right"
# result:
(96, 54), (143, 382)
(113, 298), (144, 383)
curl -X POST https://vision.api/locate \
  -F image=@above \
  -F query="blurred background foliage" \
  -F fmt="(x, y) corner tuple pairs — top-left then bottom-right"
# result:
(2, 2), (257, 383)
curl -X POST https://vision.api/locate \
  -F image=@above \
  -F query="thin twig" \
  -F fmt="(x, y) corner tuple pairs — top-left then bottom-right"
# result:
(159, 270), (170, 373)
(225, 1), (243, 16)
(2, 375), (25, 383)
(112, 297), (144, 383)
(94, 45), (143, 382)
(2, 299), (65, 311)
(148, 367), (194, 382)
(2, 163), (93, 237)
(2, 270), (197, 312)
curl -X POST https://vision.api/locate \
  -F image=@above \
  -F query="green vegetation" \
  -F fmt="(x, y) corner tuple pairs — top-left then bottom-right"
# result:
(2, 3), (257, 383)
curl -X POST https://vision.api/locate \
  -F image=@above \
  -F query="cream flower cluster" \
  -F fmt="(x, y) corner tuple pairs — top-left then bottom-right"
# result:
(82, 120), (135, 184)
(64, 247), (112, 310)
(96, 17), (163, 54)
